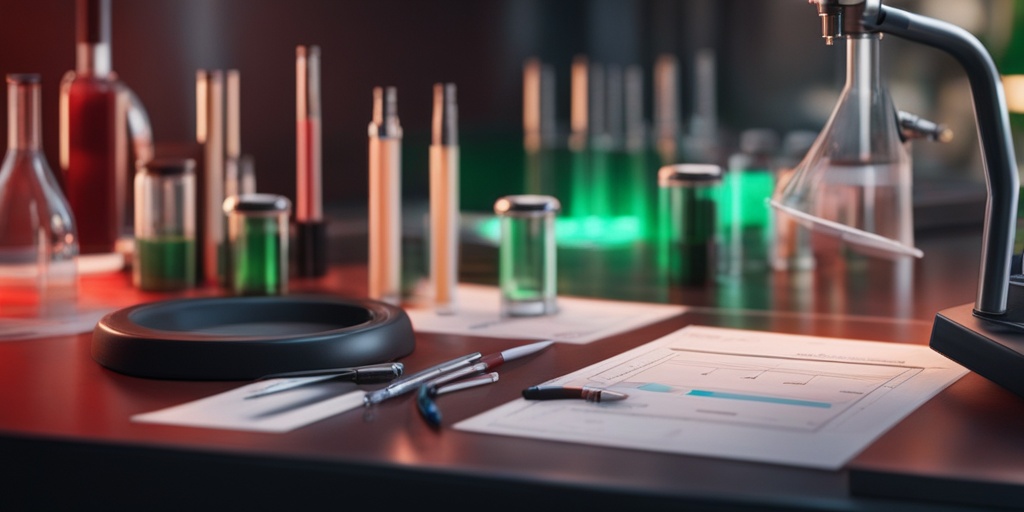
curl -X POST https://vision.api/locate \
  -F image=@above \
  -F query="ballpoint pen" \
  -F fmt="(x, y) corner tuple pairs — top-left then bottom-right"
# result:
(414, 340), (553, 427)
(417, 372), (499, 428)
(366, 340), (553, 407)
(522, 385), (628, 402)
(363, 351), (481, 406)
(245, 362), (404, 399)
(420, 340), (554, 390)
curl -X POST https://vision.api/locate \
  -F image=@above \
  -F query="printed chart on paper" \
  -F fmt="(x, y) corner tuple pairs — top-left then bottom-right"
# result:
(456, 325), (967, 469)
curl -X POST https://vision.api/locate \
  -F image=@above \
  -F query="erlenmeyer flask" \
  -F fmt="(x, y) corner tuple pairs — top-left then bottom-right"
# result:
(0, 74), (79, 318)
(771, 32), (920, 259)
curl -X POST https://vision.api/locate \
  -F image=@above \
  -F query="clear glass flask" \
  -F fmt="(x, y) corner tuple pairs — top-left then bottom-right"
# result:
(0, 74), (79, 318)
(494, 195), (560, 317)
(772, 33), (919, 259)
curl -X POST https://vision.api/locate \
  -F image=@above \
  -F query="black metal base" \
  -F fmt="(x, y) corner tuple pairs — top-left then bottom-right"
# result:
(930, 303), (1024, 399)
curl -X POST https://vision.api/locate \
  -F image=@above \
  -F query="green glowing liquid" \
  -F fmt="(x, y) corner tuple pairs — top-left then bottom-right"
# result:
(135, 237), (196, 291)
(569, 149), (591, 218)
(499, 216), (557, 315)
(231, 218), (285, 295)
(719, 169), (774, 273)
(659, 186), (717, 286)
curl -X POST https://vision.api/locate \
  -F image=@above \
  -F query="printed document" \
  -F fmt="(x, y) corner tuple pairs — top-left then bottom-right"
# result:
(455, 325), (967, 469)
(405, 283), (685, 344)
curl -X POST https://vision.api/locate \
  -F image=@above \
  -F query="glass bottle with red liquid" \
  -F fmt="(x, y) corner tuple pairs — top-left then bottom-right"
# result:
(60, 0), (128, 270)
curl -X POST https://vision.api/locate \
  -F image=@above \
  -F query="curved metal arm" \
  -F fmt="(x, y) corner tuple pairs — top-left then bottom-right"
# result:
(865, 4), (1019, 316)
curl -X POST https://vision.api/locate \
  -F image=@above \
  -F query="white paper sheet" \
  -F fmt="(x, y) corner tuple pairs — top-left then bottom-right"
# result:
(455, 325), (967, 470)
(405, 284), (685, 344)
(132, 380), (366, 433)
(0, 306), (113, 341)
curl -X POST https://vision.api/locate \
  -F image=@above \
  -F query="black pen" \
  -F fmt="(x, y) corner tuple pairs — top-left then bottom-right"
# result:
(245, 363), (403, 399)
(522, 385), (628, 402)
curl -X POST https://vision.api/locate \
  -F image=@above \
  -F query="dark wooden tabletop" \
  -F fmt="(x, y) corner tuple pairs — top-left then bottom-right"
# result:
(0, 226), (1019, 511)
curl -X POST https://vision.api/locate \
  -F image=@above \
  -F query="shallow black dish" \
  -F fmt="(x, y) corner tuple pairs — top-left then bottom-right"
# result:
(92, 295), (415, 380)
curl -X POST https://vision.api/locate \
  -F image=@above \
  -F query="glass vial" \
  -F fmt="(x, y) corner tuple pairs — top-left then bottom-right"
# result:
(494, 195), (560, 317)
(223, 193), (291, 296)
(658, 164), (721, 286)
(721, 128), (779, 276)
(133, 158), (196, 291)
(0, 74), (79, 318)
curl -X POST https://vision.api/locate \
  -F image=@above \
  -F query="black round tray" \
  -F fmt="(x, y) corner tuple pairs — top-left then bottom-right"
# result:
(92, 295), (415, 380)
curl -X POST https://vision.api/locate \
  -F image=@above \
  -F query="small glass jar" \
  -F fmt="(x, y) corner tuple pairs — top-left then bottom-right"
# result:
(658, 164), (722, 286)
(222, 193), (291, 296)
(493, 194), (560, 316)
(133, 158), (196, 291)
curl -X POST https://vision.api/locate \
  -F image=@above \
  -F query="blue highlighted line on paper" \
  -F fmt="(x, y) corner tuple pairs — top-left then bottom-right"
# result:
(687, 389), (832, 408)
(638, 382), (673, 393)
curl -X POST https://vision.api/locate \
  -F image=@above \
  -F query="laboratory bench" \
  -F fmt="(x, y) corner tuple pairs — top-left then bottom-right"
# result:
(2, 226), (1023, 511)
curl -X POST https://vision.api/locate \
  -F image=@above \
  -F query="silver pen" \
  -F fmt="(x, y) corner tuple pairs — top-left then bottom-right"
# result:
(433, 372), (499, 396)
(363, 351), (482, 406)
(420, 340), (554, 391)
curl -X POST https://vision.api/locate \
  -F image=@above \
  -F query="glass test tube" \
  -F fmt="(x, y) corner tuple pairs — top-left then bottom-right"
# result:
(133, 158), (196, 291)
(223, 193), (291, 296)
(368, 86), (402, 304)
(658, 164), (722, 286)
(430, 83), (459, 314)
(494, 195), (560, 317)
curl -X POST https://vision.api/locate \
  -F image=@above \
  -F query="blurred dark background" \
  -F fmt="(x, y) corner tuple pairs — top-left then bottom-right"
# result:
(0, 0), (1019, 216)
